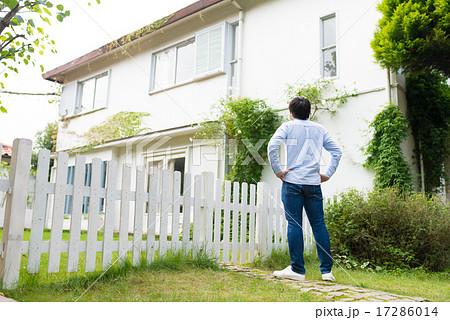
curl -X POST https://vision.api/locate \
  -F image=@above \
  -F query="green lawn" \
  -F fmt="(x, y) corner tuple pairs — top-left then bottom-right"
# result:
(1, 229), (448, 302)
(249, 250), (450, 302)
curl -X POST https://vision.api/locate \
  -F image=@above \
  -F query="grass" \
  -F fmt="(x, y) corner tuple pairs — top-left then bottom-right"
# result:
(249, 250), (450, 302)
(2, 228), (447, 301)
(2, 250), (326, 302)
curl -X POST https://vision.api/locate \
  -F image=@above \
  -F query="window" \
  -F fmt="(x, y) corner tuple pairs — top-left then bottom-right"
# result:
(321, 14), (337, 77)
(76, 72), (109, 114)
(152, 39), (195, 90)
(150, 24), (226, 91)
(64, 161), (108, 214)
(228, 23), (239, 96)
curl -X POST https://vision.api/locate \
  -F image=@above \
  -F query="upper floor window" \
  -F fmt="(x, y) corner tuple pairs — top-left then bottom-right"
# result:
(320, 14), (337, 77)
(76, 71), (109, 114)
(150, 24), (225, 92)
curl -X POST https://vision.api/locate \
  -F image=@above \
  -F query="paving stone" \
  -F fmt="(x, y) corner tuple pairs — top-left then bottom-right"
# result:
(339, 298), (357, 302)
(365, 298), (383, 302)
(223, 265), (428, 302)
(327, 292), (347, 298)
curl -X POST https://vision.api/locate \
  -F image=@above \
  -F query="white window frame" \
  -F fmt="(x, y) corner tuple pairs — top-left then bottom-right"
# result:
(75, 70), (111, 115)
(149, 23), (228, 94)
(319, 12), (339, 78)
(149, 37), (196, 92)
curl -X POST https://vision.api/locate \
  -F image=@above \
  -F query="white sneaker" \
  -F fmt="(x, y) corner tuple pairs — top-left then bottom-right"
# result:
(322, 272), (336, 282)
(273, 266), (305, 281)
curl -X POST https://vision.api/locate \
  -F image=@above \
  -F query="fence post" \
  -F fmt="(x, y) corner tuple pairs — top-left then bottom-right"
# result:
(256, 182), (268, 258)
(0, 139), (32, 289)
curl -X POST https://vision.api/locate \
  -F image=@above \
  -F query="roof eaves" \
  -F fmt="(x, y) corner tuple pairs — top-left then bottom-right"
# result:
(42, 0), (226, 83)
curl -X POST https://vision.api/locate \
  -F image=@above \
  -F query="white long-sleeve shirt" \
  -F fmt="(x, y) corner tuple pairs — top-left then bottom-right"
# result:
(268, 118), (342, 185)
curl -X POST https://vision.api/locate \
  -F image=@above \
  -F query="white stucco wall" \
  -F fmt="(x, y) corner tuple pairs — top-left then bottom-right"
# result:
(56, 4), (239, 151)
(54, 0), (417, 199)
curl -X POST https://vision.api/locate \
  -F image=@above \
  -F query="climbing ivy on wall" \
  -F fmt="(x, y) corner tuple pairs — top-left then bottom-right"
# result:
(196, 97), (282, 185)
(286, 78), (356, 120)
(82, 111), (150, 148)
(406, 70), (450, 194)
(365, 104), (413, 192)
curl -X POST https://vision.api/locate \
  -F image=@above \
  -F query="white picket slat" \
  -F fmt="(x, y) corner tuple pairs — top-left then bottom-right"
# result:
(146, 170), (158, 263)
(231, 182), (239, 264)
(256, 182), (268, 258)
(159, 169), (170, 257)
(222, 180), (231, 263)
(192, 175), (201, 254)
(171, 171), (182, 251)
(132, 166), (145, 266)
(248, 184), (256, 263)
(213, 179), (223, 260)
(278, 188), (286, 248)
(67, 156), (86, 272)
(85, 158), (101, 272)
(47, 152), (69, 273)
(0, 139), (32, 289)
(102, 160), (117, 270)
(203, 172), (214, 255)
(274, 189), (281, 250)
(239, 182), (248, 264)
(181, 173), (191, 250)
(27, 149), (51, 273)
(118, 164), (131, 265)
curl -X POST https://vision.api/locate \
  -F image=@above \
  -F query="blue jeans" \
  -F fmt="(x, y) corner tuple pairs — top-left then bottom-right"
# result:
(281, 181), (333, 274)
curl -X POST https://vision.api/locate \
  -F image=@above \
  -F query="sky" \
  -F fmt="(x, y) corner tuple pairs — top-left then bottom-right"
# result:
(0, 0), (198, 146)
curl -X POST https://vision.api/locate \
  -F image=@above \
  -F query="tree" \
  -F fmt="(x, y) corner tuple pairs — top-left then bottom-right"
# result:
(0, 0), (100, 113)
(406, 70), (450, 193)
(371, 0), (450, 77)
(30, 120), (57, 174)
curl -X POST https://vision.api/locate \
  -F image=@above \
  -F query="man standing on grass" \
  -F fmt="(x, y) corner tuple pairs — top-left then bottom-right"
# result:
(267, 97), (342, 282)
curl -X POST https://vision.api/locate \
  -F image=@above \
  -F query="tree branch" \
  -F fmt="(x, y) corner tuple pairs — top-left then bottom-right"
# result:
(0, 34), (26, 52)
(0, 3), (22, 35)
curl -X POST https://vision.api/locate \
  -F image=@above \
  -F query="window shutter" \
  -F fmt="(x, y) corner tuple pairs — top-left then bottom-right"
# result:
(59, 82), (77, 117)
(195, 25), (223, 75)
(208, 26), (223, 71)
(195, 32), (209, 75)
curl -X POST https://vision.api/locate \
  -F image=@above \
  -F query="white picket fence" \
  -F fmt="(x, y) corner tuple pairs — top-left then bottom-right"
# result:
(0, 139), (317, 289)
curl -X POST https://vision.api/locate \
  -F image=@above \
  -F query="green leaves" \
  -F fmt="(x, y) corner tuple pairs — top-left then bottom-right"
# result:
(326, 188), (450, 271)
(365, 104), (413, 192)
(406, 70), (450, 194)
(2, 0), (19, 10)
(372, 0), (450, 77)
(286, 78), (356, 120)
(197, 97), (282, 184)
(84, 111), (150, 146)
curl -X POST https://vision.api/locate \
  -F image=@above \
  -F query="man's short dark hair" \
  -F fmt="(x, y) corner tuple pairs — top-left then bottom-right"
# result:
(289, 97), (311, 120)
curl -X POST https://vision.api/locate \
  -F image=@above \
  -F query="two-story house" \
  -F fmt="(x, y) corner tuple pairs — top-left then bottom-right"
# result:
(42, 0), (417, 229)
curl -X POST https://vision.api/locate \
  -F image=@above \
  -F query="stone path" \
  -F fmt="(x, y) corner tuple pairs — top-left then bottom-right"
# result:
(0, 293), (15, 302)
(223, 265), (429, 302)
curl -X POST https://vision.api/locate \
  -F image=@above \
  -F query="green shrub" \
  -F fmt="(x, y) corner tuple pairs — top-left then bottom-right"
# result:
(365, 104), (413, 192)
(326, 188), (449, 271)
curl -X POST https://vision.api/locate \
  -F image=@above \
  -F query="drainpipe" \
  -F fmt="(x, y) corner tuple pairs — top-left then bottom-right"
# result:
(223, 0), (244, 178)
(386, 67), (392, 104)
(231, 0), (244, 97)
